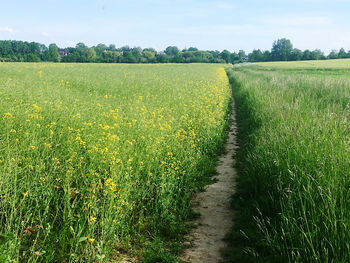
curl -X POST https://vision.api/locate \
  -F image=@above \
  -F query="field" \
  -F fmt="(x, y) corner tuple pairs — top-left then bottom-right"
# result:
(0, 63), (231, 262)
(226, 60), (350, 262)
(256, 58), (350, 69)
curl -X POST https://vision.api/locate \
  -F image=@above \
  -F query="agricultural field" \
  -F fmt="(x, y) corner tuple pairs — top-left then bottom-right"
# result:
(226, 60), (350, 262)
(256, 58), (350, 69)
(0, 63), (231, 262)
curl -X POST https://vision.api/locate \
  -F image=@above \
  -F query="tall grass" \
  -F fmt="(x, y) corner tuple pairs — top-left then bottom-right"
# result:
(226, 64), (350, 262)
(0, 63), (231, 262)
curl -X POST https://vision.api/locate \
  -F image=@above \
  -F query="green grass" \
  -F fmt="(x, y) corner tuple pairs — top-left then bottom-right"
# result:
(256, 58), (350, 69)
(0, 63), (231, 262)
(226, 62), (350, 262)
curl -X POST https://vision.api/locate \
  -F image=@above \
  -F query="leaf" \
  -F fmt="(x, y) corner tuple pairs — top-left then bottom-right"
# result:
(78, 236), (88, 243)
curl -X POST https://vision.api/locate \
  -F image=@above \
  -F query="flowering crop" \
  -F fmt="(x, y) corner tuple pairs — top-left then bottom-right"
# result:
(0, 63), (230, 262)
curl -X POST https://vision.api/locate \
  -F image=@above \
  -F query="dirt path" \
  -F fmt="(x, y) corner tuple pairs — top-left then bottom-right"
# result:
(181, 86), (237, 263)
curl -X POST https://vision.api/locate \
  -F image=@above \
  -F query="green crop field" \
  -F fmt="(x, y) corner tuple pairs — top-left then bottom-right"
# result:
(226, 60), (350, 262)
(256, 58), (350, 69)
(0, 63), (231, 262)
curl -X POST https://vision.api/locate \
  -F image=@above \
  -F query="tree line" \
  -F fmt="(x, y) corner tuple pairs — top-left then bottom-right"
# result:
(0, 39), (349, 63)
(248, 38), (350, 62)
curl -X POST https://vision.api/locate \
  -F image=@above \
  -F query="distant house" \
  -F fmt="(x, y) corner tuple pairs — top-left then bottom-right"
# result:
(241, 57), (248, 62)
(58, 48), (68, 58)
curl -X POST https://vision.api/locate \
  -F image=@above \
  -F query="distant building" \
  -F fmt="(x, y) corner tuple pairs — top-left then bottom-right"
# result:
(58, 48), (68, 58)
(241, 57), (248, 62)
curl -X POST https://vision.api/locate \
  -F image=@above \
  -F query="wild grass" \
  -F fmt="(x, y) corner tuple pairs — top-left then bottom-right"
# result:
(226, 64), (350, 262)
(0, 63), (231, 262)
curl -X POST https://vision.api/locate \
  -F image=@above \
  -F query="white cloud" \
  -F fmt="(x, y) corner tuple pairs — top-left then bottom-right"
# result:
(41, 31), (51, 37)
(258, 16), (331, 26)
(0, 26), (14, 33)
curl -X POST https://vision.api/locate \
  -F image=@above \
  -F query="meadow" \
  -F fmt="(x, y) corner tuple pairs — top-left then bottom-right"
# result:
(226, 60), (350, 262)
(0, 63), (231, 262)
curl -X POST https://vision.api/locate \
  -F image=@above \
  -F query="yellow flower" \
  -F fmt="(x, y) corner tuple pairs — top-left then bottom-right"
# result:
(88, 238), (95, 243)
(88, 216), (97, 224)
(32, 104), (42, 113)
(3, 112), (13, 119)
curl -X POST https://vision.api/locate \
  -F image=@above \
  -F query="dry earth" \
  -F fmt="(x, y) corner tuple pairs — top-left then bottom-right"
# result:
(181, 86), (237, 263)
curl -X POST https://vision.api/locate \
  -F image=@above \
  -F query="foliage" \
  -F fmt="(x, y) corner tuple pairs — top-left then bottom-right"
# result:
(226, 62), (350, 262)
(271, 38), (293, 61)
(1, 39), (349, 64)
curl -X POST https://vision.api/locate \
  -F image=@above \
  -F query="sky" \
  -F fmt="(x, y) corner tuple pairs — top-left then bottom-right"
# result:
(1, 0), (350, 53)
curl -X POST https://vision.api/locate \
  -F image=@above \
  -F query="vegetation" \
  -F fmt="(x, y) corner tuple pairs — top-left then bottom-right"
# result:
(249, 38), (350, 62)
(226, 60), (350, 262)
(1, 39), (350, 64)
(0, 41), (242, 64)
(0, 63), (231, 262)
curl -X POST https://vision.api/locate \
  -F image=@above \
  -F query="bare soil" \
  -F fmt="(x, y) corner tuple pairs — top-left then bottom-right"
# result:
(181, 87), (237, 263)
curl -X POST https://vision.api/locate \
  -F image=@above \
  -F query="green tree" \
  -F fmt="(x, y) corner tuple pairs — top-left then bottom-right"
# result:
(165, 46), (180, 57)
(220, 50), (231, 63)
(238, 50), (247, 60)
(327, 50), (338, 59)
(271, 38), (293, 61)
(142, 48), (156, 62)
(338, 48), (347, 58)
(290, 48), (303, 61)
(156, 53), (170, 63)
(103, 50), (121, 63)
(81, 48), (97, 62)
(262, 50), (271, 61)
(311, 49), (325, 60)
(248, 49), (264, 62)
(303, 49), (312, 60)
(48, 43), (59, 62)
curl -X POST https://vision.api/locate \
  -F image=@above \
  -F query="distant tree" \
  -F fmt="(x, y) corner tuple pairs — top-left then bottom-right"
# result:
(271, 38), (293, 61)
(173, 52), (184, 63)
(156, 53), (170, 63)
(94, 43), (108, 58)
(327, 50), (339, 59)
(165, 46), (180, 56)
(302, 49), (312, 60)
(120, 46), (130, 53)
(130, 47), (142, 63)
(122, 51), (137, 63)
(209, 50), (220, 59)
(338, 48), (347, 58)
(188, 47), (198, 52)
(142, 48), (156, 62)
(220, 50), (231, 63)
(228, 53), (236, 63)
(27, 53), (40, 62)
(76, 42), (87, 50)
(75, 43), (96, 62)
(248, 49), (264, 62)
(48, 43), (59, 62)
(262, 50), (271, 61)
(108, 44), (116, 51)
(238, 50), (247, 60)
(28, 42), (41, 57)
(103, 50), (121, 63)
(311, 49), (325, 60)
(200, 51), (215, 63)
(289, 48), (303, 61)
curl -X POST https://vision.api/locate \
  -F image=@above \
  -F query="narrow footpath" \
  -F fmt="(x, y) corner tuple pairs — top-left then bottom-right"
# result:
(181, 85), (237, 263)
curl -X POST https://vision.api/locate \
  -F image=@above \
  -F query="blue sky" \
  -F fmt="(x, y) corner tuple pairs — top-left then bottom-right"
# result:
(1, 0), (350, 53)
